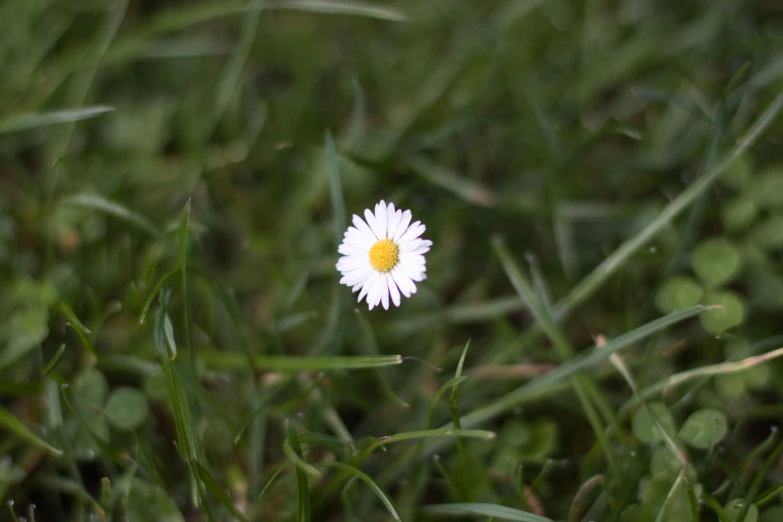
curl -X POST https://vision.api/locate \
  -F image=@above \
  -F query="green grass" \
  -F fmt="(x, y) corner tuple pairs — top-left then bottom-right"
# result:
(2, 0), (783, 521)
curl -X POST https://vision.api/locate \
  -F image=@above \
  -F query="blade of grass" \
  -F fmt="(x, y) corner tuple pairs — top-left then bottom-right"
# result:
(492, 92), (783, 364)
(450, 340), (472, 499)
(408, 156), (496, 207)
(286, 422), (313, 522)
(419, 305), (706, 459)
(493, 236), (620, 475)
(267, 0), (406, 20)
(608, 349), (687, 466)
(201, 353), (402, 371)
(139, 268), (180, 324)
(321, 462), (401, 521)
(737, 441), (783, 522)
(622, 346), (783, 413)
(179, 199), (194, 372)
(355, 310), (408, 407)
(42, 344), (66, 376)
(58, 302), (96, 357)
(421, 502), (554, 522)
(0, 405), (62, 457)
(61, 193), (160, 238)
(193, 461), (250, 522)
(0, 107), (115, 135)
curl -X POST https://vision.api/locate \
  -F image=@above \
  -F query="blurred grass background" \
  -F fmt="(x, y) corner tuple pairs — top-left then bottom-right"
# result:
(3, 0), (783, 520)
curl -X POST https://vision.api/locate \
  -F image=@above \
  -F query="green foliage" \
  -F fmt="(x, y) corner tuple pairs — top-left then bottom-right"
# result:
(691, 238), (742, 288)
(678, 409), (728, 449)
(632, 402), (676, 444)
(2, 0), (783, 520)
(700, 291), (746, 334)
(105, 387), (149, 431)
(655, 276), (704, 313)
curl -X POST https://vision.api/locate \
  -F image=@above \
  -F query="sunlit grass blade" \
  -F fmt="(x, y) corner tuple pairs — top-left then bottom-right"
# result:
(194, 461), (250, 522)
(421, 502), (554, 522)
(654, 470), (688, 522)
(0, 405), (62, 456)
(0, 107), (115, 135)
(321, 462), (401, 521)
(201, 353), (402, 371)
(61, 193), (160, 237)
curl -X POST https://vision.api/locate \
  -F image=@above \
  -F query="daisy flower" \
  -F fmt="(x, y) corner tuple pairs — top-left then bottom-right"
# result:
(336, 200), (432, 310)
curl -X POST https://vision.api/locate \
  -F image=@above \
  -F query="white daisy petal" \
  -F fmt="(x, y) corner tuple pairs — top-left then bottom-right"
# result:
(391, 267), (415, 297)
(400, 253), (426, 266)
(399, 222), (425, 243)
(352, 214), (377, 241)
(393, 210), (412, 242)
(381, 279), (390, 310)
(386, 203), (396, 237)
(339, 243), (368, 256)
(387, 273), (401, 307)
(375, 200), (388, 238)
(364, 209), (385, 239)
(336, 255), (368, 272)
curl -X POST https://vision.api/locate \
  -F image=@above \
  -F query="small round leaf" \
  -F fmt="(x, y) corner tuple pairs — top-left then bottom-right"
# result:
(750, 214), (783, 251)
(632, 402), (675, 444)
(745, 168), (783, 208)
(725, 498), (758, 522)
(73, 366), (108, 418)
(742, 364), (772, 391)
(721, 198), (757, 233)
(678, 409), (727, 449)
(715, 373), (746, 400)
(105, 387), (149, 431)
(692, 238), (741, 287)
(654, 276), (704, 313)
(700, 291), (745, 334)
(126, 479), (185, 522)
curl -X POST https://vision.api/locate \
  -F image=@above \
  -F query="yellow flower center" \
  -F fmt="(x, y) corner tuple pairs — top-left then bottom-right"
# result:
(369, 239), (399, 272)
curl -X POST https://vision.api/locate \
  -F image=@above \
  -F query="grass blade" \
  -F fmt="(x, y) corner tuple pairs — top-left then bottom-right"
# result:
(285, 422), (313, 522)
(194, 461), (250, 522)
(42, 344), (67, 376)
(267, 0), (406, 21)
(139, 268), (180, 324)
(321, 462), (401, 521)
(201, 353), (402, 371)
(355, 310), (408, 407)
(0, 107), (115, 135)
(179, 199), (194, 372)
(61, 193), (160, 237)
(408, 156), (496, 207)
(421, 305), (707, 457)
(624, 346), (783, 412)
(493, 92), (783, 364)
(0, 405), (63, 456)
(421, 502), (554, 522)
